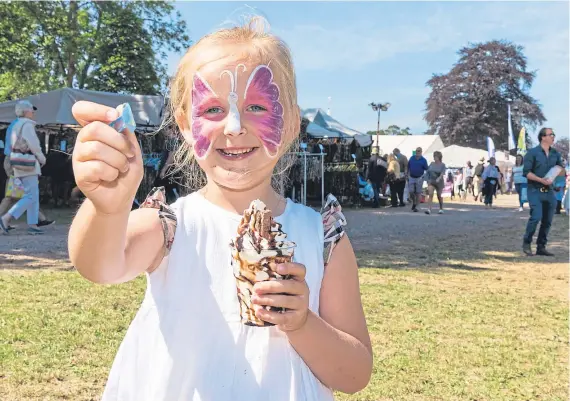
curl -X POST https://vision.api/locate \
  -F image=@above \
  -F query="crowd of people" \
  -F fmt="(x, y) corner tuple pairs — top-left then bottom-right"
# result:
(362, 128), (568, 256)
(365, 146), (453, 214)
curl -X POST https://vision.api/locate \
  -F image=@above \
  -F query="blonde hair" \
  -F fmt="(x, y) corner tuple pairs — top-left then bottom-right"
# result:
(168, 17), (299, 193)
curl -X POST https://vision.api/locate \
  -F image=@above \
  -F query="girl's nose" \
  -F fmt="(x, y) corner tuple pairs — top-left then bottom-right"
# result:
(224, 93), (244, 137)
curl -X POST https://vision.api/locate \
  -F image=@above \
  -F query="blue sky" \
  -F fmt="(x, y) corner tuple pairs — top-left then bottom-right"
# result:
(167, 1), (569, 140)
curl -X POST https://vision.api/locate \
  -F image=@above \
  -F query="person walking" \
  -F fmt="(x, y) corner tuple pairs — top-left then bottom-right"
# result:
(522, 128), (565, 256)
(0, 101), (47, 234)
(366, 147), (387, 208)
(463, 161), (474, 199)
(387, 154), (401, 208)
(454, 170), (464, 200)
(407, 146), (428, 212)
(505, 168), (513, 194)
(494, 164), (503, 199)
(554, 172), (566, 214)
(473, 157), (485, 201)
(512, 155), (527, 211)
(393, 148), (407, 207)
(0, 102), (53, 229)
(447, 171), (455, 199)
(481, 157), (500, 208)
(424, 151), (446, 215)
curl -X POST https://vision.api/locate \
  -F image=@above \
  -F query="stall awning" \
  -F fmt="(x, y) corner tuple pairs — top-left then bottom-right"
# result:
(0, 88), (165, 127)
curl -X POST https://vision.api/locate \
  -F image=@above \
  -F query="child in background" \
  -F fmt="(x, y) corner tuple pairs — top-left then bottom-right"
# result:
(68, 18), (372, 401)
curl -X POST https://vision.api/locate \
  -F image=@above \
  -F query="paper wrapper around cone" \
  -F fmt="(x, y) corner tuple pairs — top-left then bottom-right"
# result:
(231, 245), (295, 327)
(230, 199), (296, 327)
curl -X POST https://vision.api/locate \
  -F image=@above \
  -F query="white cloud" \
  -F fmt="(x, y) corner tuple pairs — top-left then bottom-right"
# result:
(276, 2), (569, 76)
(281, 2), (568, 136)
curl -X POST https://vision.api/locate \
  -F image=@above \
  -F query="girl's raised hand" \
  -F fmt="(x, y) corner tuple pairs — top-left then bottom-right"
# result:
(251, 263), (310, 332)
(72, 101), (144, 215)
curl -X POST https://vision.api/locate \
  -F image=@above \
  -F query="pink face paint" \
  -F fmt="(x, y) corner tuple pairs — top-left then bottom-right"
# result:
(244, 65), (284, 158)
(191, 72), (218, 159)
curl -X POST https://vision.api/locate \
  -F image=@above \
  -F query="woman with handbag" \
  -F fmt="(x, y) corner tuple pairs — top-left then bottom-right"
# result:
(0, 101), (46, 235)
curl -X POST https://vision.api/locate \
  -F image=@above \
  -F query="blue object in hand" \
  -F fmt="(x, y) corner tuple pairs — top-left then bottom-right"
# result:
(109, 103), (136, 133)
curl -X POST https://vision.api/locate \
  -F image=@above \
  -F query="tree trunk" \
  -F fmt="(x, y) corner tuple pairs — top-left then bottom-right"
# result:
(66, 1), (78, 87)
(78, 4), (103, 89)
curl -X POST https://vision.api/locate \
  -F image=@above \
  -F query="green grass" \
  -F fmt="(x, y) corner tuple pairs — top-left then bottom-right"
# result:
(1, 265), (567, 401)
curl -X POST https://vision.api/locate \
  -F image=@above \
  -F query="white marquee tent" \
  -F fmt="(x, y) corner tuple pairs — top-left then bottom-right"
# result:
(424, 144), (516, 169)
(0, 88), (165, 128)
(302, 108), (372, 146)
(372, 135), (444, 158)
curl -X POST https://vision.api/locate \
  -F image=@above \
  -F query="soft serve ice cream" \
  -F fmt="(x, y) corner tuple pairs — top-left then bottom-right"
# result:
(230, 199), (296, 327)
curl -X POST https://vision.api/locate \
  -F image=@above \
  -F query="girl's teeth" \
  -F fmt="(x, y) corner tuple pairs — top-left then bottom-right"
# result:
(223, 148), (253, 155)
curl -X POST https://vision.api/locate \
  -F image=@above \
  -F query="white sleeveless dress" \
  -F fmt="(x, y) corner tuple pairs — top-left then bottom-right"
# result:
(101, 192), (338, 401)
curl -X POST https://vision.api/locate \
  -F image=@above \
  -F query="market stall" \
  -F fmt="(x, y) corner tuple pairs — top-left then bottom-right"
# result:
(0, 88), (167, 204)
(288, 108), (370, 206)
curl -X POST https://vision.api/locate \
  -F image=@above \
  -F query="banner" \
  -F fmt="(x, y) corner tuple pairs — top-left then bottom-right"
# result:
(507, 103), (516, 151)
(487, 136), (496, 159)
(517, 127), (527, 155)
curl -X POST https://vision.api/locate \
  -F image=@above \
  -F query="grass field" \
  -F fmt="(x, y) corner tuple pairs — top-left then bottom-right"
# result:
(1, 198), (568, 400)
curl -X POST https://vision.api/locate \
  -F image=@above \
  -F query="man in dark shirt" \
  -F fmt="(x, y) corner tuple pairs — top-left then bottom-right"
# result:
(366, 147), (387, 208)
(522, 128), (565, 256)
(407, 147), (429, 212)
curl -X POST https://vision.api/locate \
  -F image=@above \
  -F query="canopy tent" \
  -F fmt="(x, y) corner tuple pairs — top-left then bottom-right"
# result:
(0, 88), (165, 128)
(302, 108), (372, 146)
(424, 144), (516, 169)
(372, 135), (444, 158)
(305, 121), (342, 138)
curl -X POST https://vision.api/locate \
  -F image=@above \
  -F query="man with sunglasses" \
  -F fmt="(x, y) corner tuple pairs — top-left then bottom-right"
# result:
(522, 128), (565, 256)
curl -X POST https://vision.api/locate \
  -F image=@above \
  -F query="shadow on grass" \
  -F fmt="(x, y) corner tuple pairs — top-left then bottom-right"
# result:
(0, 252), (72, 271)
(349, 201), (569, 273)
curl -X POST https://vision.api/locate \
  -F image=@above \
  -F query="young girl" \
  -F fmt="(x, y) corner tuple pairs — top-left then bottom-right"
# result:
(68, 19), (372, 401)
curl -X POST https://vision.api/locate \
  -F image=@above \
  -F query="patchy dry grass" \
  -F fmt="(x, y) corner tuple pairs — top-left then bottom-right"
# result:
(1, 198), (568, 400)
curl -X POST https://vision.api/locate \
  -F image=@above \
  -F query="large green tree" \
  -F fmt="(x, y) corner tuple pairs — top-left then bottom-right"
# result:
(0, 1), (191, 100)
(424, 40), (545, 150)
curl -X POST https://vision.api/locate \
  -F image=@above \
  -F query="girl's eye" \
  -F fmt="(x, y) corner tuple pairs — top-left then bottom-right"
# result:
(205, 106), (224, 114)
(246, 104), (267, 112)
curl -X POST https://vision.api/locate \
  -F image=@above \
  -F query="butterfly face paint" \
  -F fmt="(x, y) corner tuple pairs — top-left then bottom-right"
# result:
(244, 65), (284, 158)
(190, 63), (285, 159)
(191, 73), (219, 159)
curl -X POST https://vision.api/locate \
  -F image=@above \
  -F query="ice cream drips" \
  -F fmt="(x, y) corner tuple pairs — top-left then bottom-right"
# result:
(231, 199), (294, 254)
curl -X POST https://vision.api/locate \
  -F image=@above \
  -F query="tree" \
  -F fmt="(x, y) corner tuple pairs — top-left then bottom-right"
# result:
(553, 137), (569, 160)
(424, 40), (546, 150)
(0, 1), (191, 100)
(365, 125), (412, 136)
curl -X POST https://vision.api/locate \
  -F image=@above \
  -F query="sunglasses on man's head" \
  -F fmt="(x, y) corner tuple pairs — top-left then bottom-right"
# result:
(546, 132), (556, 138)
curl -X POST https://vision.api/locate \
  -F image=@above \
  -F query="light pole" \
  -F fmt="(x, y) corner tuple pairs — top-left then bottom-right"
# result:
(369, 102), (391, 148)
(506, 98), (515, 153)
